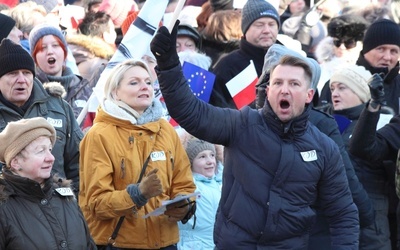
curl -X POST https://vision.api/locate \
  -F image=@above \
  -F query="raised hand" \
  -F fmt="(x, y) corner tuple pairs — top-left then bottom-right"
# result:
(138, 168), (162, 199)
(367, 73), (386, 107)
(150, 20), (180, 70)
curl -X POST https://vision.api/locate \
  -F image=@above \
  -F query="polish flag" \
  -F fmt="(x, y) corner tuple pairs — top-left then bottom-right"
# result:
(226, 60), (258, 109)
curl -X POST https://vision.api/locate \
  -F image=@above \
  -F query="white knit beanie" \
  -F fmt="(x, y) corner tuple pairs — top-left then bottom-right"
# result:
(330, 65), (372, 103)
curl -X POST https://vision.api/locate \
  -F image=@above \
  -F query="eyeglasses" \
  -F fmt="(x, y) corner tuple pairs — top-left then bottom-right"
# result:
(333, 39), (357, 49)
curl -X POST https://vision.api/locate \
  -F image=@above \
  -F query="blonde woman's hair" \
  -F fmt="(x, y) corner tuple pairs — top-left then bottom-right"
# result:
(104, 59), (154, 102)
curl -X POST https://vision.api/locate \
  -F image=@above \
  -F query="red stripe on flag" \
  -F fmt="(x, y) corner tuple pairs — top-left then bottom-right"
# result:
(232, 77), (257, 109)
(169, 117), (179, 127)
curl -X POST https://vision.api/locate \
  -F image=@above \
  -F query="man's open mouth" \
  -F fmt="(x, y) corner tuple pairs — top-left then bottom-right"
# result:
(280, 100), (290, 109)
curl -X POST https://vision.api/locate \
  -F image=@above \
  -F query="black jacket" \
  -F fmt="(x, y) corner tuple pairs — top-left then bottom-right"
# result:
(349, 106), (400, 162)
(157, 64), (359, 249)
(310, 107), (374, 226)
(0, 170), (96, 249)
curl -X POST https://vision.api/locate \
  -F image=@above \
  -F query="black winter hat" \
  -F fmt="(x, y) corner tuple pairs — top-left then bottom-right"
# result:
(327, 14), (369, 41)
(363, 19), (400, 54)
(177, 24), (202, 50)
(0, 13), (16, 42)
(210, 0), (234, 12)
(0, 39), (35, 78)
(241, 0), (280, 35)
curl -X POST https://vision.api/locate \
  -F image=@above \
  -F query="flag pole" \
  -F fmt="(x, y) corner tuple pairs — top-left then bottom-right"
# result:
(167, 0), (186, 32)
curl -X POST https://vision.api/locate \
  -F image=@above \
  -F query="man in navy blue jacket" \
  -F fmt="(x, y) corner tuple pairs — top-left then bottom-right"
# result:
(150, 21), (359, 249)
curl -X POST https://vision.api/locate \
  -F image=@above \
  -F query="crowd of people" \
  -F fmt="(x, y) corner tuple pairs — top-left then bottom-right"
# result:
(0, 0), (399, 249)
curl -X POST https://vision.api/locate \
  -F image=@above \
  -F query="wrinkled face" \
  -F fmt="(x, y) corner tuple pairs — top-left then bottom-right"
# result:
(35, 35), (65, 77)
(114, 66), (154, 114)
(0, 69), (34, 107)
(10, 136), (54, 184)
(267, 65), (314, 123)
(245, 17), (278, 49)
(330, 82), (362, 110)
(192, 150), (217, 178)
(364, 44), (400, 72)
(7, 26), (23, 44)
(176, 36), (196, 53)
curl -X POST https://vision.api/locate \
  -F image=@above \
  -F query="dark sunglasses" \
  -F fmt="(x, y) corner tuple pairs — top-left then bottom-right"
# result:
(333, 39), (357, 49)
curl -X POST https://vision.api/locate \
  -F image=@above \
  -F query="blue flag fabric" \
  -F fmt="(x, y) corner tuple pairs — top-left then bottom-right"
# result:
(333, 114), (352, 134)
(182, 61), (216, 103)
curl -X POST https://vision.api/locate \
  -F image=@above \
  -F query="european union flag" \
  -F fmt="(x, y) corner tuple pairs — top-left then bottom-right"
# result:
(182, 61), (216, 103)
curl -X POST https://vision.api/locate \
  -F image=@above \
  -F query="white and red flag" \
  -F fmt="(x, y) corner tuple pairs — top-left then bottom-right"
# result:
(226, 60), (258, 109)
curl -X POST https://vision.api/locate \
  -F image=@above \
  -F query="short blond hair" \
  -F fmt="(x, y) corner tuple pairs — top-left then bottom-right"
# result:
(104, 59), (154, 102)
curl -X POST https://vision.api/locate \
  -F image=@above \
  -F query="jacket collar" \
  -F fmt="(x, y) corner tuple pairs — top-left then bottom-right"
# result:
(333, 104), (364, 120)
(239, 38), (268, 72)
(261, 101), (310, 139)
(0, 168), (53, 202)
(0, 79), (50, 115)
(101, 98), (164, 126)
(356, 52), (400, 82)
(193, 172), (222, 184)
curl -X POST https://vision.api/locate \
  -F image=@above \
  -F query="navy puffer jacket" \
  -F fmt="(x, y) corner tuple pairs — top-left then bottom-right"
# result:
(157, 64), (359, 249)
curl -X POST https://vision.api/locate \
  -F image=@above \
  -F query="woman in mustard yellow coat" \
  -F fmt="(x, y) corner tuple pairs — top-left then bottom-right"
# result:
(79, 59), (196, 250)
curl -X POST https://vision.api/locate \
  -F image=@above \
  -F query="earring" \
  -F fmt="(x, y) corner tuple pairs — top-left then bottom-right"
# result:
(18, 167), (22, 171)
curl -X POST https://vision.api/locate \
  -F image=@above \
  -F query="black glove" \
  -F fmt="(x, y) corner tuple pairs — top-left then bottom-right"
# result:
(367, 73), (386, 108)
(150, 20), (180, 70)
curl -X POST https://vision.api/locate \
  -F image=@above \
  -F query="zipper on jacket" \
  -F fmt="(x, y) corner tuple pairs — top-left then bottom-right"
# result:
(120, 158), (125, 179)
(169, 150), (174, 171)
(122, 135), (133, 178)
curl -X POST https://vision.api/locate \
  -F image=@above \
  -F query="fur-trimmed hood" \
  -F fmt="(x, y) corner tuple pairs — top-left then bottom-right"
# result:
(42, 81), (66, 98)
(315, 36), (336, 64)
(67, 34), (115, 62)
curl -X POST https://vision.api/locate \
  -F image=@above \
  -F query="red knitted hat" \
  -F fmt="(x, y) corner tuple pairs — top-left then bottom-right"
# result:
(120, 10), (138, 36)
